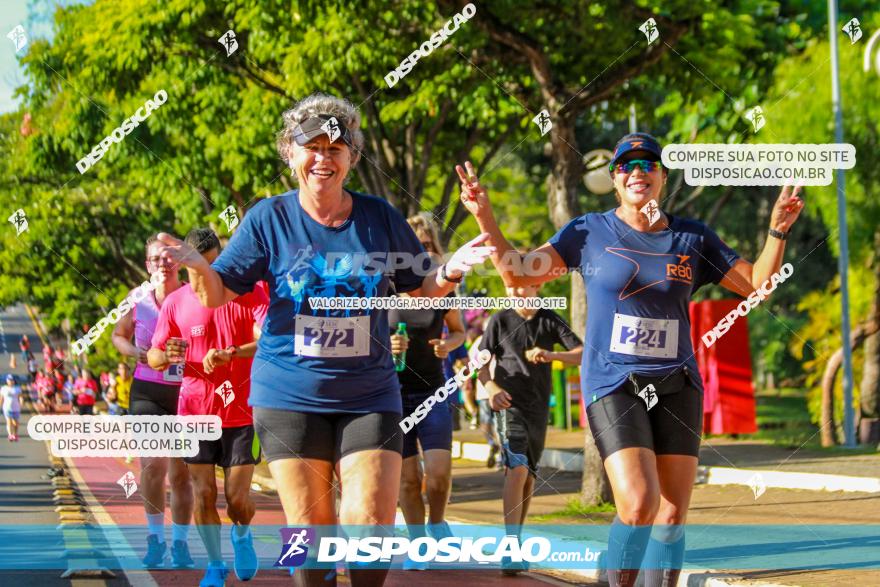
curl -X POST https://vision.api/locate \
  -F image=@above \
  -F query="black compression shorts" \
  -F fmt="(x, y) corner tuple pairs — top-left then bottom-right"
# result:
(253, 408), (403, 463)
(185, 425), (261, 468)
(129, 378), (180, 416)
(586, 369), (703, 460)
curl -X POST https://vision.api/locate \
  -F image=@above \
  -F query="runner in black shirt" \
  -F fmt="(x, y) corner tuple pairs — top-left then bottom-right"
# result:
(478, 284), (582, 575)
(389, 213), (466, 570)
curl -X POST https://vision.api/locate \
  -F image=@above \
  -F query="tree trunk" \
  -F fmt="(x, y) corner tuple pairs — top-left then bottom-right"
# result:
(821, 319), (880, 446)
(545, 113), (612, 504)
(569, 274), (612, 504)
(545, 113), (581, 229)
(858, 229), (880, 443)
(820, 352), (838, 447)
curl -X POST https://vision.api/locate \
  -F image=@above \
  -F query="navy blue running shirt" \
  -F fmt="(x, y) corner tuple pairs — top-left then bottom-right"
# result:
(549, 209), (740, 403)
(211, 190), (426, 414)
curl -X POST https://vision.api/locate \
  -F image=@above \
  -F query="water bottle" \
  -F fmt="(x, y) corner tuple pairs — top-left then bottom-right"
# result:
(393, 322), (407, 372)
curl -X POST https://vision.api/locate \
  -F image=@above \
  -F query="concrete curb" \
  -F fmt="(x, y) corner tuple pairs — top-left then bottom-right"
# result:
(253, 441), (880, 495)
(452, 439), (880, 493)
(696, 465), (880, 493)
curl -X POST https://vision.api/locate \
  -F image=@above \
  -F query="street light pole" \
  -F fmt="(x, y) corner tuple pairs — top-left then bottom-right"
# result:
(828, 0), (856, 446)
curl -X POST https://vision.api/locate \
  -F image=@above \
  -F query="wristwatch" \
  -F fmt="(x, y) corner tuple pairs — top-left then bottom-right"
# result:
(440, 264), (463, 284)
(768, 228), (789, 241)
(225, 345), (240, 358)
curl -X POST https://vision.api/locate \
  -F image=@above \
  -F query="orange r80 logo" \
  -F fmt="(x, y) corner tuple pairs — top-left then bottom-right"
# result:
(666, 255), (693, 283)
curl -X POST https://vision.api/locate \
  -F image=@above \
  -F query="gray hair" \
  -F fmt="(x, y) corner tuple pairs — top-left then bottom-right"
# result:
(276, 93), (365, 169)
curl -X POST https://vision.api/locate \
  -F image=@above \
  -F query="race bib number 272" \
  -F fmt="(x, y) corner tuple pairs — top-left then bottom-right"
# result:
(294, 315), (370, 358)
(609, 313), (678, 359)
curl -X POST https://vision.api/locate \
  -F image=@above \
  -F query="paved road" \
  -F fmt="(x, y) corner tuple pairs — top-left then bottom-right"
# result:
(0, 304), (129, 585)
(63, 452), (581, 586)
(0, 303), (581, 585)
(4, 302), (880, 586)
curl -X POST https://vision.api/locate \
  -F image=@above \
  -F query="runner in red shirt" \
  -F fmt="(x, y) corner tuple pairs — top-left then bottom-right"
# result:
(73, 369), (98, 415)
(148, 228), (267, 587)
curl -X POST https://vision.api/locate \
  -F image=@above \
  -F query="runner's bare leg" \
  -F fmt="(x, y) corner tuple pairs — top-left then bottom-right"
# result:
(422, 449), (452, 524)
(338, 449), (401, 587)
(189, 463), (222, 563)
(270, 458), (336, 586)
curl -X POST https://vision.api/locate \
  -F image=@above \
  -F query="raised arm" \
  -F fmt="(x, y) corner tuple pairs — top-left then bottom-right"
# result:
(719, 184), (804, 297)
(155, 233), (239, 308)
(457, 161), (568, 287)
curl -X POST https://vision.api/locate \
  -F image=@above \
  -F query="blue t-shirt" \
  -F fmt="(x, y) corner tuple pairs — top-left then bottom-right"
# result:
(212, 189), (426, 414)
(549, 209), (740, 403)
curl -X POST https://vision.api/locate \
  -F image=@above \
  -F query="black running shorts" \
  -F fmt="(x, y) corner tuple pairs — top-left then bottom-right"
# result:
(253, 408), (403, 463)
(586, 370), (703, 460)
(129, 378), (180, 416)
(185, 425), (261, 468)
(495, 406), (547, 477)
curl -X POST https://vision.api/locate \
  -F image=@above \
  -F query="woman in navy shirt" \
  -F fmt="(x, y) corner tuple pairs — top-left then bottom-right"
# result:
(458, 133), (804, 587)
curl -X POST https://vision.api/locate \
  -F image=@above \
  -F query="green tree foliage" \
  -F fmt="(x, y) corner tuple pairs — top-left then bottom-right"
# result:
(794, 264), (873, 439)
(770, 17), (880, 434)
(1, 0), (529, 349)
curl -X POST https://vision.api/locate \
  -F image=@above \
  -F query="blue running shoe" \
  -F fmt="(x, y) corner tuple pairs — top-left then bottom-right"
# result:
(199, 561), (228, 587)
(231, 525), (259, 581)
(171, 540), (194, 568)
(501, 556), (529, 576)
(427, 521), (453, 540)
(141, 534), (166, 568)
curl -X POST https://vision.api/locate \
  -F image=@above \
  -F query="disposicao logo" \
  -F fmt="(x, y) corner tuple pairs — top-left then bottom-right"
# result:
(275, 527), (315, 568)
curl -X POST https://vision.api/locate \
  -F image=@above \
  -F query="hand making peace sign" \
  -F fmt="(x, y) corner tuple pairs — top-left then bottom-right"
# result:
(770, 183), (806, 233)
(456, 161), (492, 220)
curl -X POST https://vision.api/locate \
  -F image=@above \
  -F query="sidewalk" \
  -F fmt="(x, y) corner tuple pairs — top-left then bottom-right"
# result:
(451, 427), (880, 492)
(249, 442), (880, 587)
(440, 459), (880, 586)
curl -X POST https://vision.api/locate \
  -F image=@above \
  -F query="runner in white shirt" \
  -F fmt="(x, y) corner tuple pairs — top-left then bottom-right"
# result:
(1, 375), (23, 441)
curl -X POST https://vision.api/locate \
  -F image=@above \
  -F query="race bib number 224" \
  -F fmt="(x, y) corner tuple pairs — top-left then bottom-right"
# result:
(609, 313), (678, 359)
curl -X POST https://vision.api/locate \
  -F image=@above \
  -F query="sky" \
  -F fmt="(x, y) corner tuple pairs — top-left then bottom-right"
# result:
(0, 0), (79, 114)
(0, 1), (32, 113)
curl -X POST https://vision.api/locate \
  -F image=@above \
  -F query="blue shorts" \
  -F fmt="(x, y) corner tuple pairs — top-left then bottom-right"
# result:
(495, 407), (547, 477)
(478, 399), (494, 426)
(401, 391), (453, 459)
(3, 410), (20, 420)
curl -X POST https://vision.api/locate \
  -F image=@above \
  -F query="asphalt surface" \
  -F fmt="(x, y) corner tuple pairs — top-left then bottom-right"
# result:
(0, 303), (582, 585)
(4, 302), (880, 586)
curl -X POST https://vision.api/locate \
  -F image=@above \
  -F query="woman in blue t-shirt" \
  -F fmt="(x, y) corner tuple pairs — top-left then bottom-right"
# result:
(458, 133), (804, 587)
(155, 93), (493, 586)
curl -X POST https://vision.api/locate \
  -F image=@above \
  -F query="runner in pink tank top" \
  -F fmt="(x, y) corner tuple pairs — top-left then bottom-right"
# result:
(110, 234), (195, 569)
(132, 284), (184, 386)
